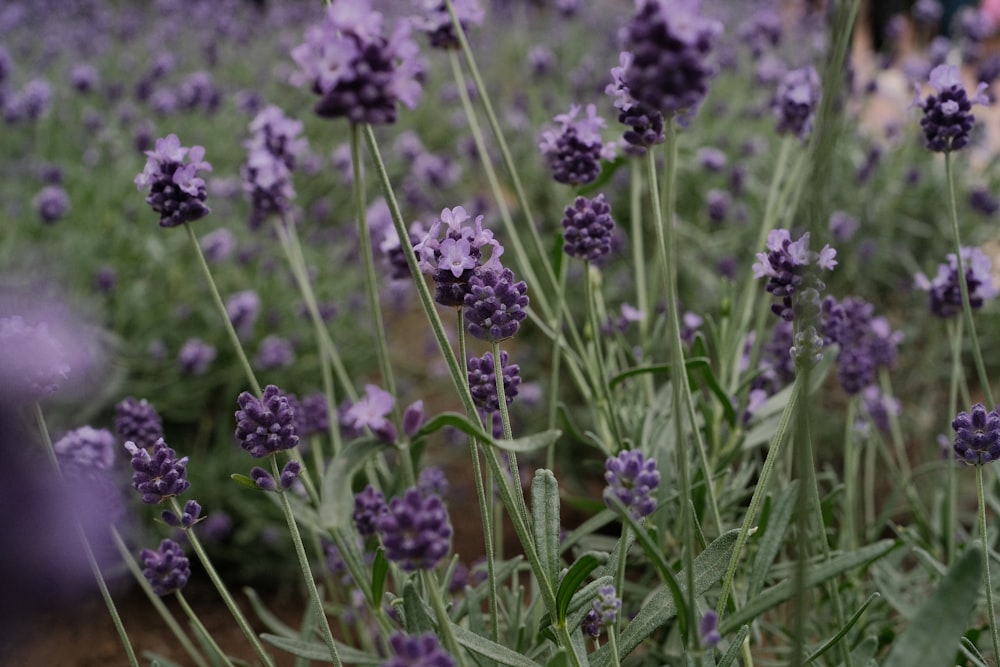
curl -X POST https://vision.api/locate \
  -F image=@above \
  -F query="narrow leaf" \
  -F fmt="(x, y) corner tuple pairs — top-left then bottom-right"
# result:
(837, 637), (878, 667)
(881, 545), (983, 667)
(804, 593), (880, 665)
(556, 553), (602, 624)
(261, 634), (381, 664)
(402, 580), (434, 635)
(448, 622), (543, 667)
(244, 587), (296, 638)
(495, 429), (562, 453)
(716, 625), (750, 667)
(230, 473), (261, 491)
(533, 469), (562, 589)
(319, 437), (393, 529)
(414, 411), (560, 452)
(747, 481), (799, 598)
(371, 547), (389, 605)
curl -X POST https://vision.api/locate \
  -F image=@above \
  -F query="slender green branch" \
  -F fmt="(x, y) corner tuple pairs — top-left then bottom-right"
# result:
(977, 464), (1000, 661)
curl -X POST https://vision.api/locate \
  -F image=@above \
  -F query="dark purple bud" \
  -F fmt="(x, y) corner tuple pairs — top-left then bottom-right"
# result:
(280, 460), (302, 489)
(402, 399), (425, 437)
(251, 466), (277, 491)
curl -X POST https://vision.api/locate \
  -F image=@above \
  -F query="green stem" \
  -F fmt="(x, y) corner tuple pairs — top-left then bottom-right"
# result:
(841, 399), (858, 551)
(977, 464), (1000, 662)
(584, 264), (622, 445)
(492, 341), (532, 535)
(613, 524), (629, 636)
(947, 319), (964, 564)
(422, 569), (467, 667)
(546, 259), (568, 470)
(607, 625), (622, 667)
(176, 591), (236, 667)
(171, 498), (276, 667)
(945, 152), (993, 406)
(183, 222), (261, 397)
(34, 405), (140, 667)
(270, 456), (343, 667)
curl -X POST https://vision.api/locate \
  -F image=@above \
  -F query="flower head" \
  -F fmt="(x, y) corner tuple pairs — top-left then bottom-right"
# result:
(124, 438), (190, 504)
(603, 449), (660, 519)
(0, 315), (71, 404)
(290, 0), (424, 124)
(699, 610), (721, 647)
(915, 64), (989, 153)
(177, 338), (216, 376)
(234, 385), (300, 457)
(538, 104), (608, 185)
(562, 194), (616, 262)
(606, 51), (665, 153)
(255, 335), (296, 371)
(376, 488), (452, 571)
(140, 539), (190, 596)
(382, 632), (455, 667)
(115, 396), (164, 450)
(54, 426), (116, 473)
(414, 0), (484, 50)
(773, 66), (821, 141)
(752, 229), (837, 321)
(343, 384), (397, 442)
(134, 134), (212, 228)
(463, 267), (529, 342)
(915, 246), (997, 318)
(953, 403), (1000, 464)
(226, 290), (261, 340)
(353, 485), (388, 538)
(821, 296), (902, 395)
(33, 185), (70, 224)
(467, 350), (521, 413)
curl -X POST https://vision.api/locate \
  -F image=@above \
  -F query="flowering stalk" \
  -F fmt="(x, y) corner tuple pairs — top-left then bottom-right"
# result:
(841, 399), (859, 551)
(269, 456), (343, 667)
(976, 463), (1000, 660)
(183, 222), (262, 397)
(168, 497), (276, 667)
(421, 569), (468, 667)
(944, 152), (994, 406)
(584, 265), (622, 445)
(946, 319), (964, 564)
(34, 404), (140, 667)
(175, 591), (236, 667)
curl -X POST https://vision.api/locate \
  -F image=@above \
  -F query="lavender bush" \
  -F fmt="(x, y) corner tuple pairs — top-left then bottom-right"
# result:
(6, 0), (1000, 666)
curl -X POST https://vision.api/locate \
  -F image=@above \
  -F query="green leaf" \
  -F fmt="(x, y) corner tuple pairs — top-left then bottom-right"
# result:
(414, 411), (560, 453)
(371, 547), (389, 605)
(533, 469), (561, 589)
(881, 544), (983, 667)
(261, 634), (381, 664)
(837, 637), (878, 667)
(496, 429), (562, 453)
(716, 625), (750, 667)
(720, 540), (898, 633)
(556, 553), (603, 624)
(448, 622), (543, 667)
(230, 473), (261, 491)
(402, 580), (434, 635)
(244, 587), (296, 638)
(607, 357), (735, 424)
(804, 593), (880, 665)
(319, 437), (393, 529)
(747, 481), (799, 598)
(590, 529), (740, 667)
(545, 649), (569, 667)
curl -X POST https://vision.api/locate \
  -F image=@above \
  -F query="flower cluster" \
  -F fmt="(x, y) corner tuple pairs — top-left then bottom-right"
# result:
(915, 246), (997, 318)
(413, 206), (504, 307)
(162, 499), (202, 528)
(134, 134), (212, 228)
(752, 229), (837, 322)
(353, 485), (387, 538)
(376, 488), (452, 571)
(33, 185), (70, 224)
(414, 0), (484, 50)
(821, 297), (902, 395)
(562, 194), (616, 262)
(289, 392), (330, 438)
(603, 450), (660, 519)
(53, 426), (116, 472)
(140, 539), (190, 596)
(621, 0), (722, 118)
(464, 267), (529, 343)
(953, 403), (1000, 464)
(0, 315), (71, 404)
(290, 0), (423, 125)
(606, 51), (665, 153)
(773, 66), (821, 141)
(538, 104), (609, 186)
(467, 350), (521, 413)
(915, 64), (988, 153)
(582, 585), (621, 637)
(241, 105), (306, 229)
(114, 396), (164, 450)
(234, 384), (300, 458)
(249, 461), (302, 492)
(124, 438), (190, 504)
(382, 632), (455, 667)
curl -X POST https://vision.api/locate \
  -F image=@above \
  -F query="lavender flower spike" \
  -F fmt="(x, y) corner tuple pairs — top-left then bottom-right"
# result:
(125, 438), (190, 504)
(463, 267), (529, 342)
(234, 384), (300, 457)
(953, 403), (1000, 465)
(376, 488), (453, 571)
(773, 66), (821, 141)
(562, 194), (616, 262)
(115, 396), (164, 450)
(915, 64), (989, 153)
(915, 246), (998, 318)
(135, 134), (212, 228)
(603, 449), (660, 519)
(752, 229), (837, 321)
(415, 0), (484, 50)
(467, 350), (521, 412)
(140, 539), (191, 596)
(54, 426), (116, 472)
(538, 104), (609, 186)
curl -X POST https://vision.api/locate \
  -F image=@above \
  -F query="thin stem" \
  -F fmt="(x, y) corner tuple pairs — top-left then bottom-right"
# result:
(607, 625), (622, 667)
(945, 152), (993, 406)
(176, 591), (236, 667)
(271, 456), (343, 667)
(171, 498), (276, 667)
(613, 524), (630, 636)
(422, 569), (468, 667)
(947, 318), (964, 564)
(977, 464), (1000, 662)
(34, 405), (140, 667)
(492, 341), (532, 535)
(841, 399), (858, 551)
(585, 264), (623, 444)
(183, 222), (261, 397)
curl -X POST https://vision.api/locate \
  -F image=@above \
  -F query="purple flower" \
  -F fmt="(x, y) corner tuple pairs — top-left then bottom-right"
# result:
(382, 632), (455, 667)
(582, 609), (602, 638)
(177, 338), (216, 376)
(700, 610), (721, 647)
(467, 350), (521, 413)
(0, 315), (71, 403)
(914, 0), (943, 27)
(592, 584), (621, 627)
(696, 146), (727, 172)
(115, 396), (164, 451)
(737, 9), (782, 58)
(235, 385), (300, 458)
(33, 185), (70, 224)
(915, 64), (988, 153)
(226, 290), (261, 340)
(296, 392), (331, 438)
(344, 384), (397, 442)
(828, 211), (859, 242)
(402, 400), (425, 437)
(290, 0), (424, 125)
(621, 0), (722, 118)
(562, 194), (616, 262)
(603, 450), (660, 519)
(134, 134), (212, 228)
(353, 485), (388, 538)
(200, 228), (235, 263)
(915, 246), (997, 318)
(538, 104), (608, 185)
(162, 500), (202, 528)
(953, 403), (1000, 465)
(140, 539), (190, 596)
(124, 438), (190, 504)
(821, 297), (902, 395)
(251, 466), (277, 491)
(376, 488), (452, 571)
(255, 335), (296, 370)
(752, 229), (837, 321)
(69, 63), (99, 94)
(414, 0), (484, 50)
(53, 426), (116, 472)
(859, 386), (901, 436)
(705, 189), (730, 224)
(463, 267), (529, 342)
(280, 461), (302, 490)
(606, 51), (665, 153)
(969, 187), (999, 216)
(417, 466), (449, 497)
(773, 66), (821, 141)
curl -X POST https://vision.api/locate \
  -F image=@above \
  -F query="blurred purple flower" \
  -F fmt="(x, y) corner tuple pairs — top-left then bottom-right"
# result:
(200, 228), (235, 263)
(226, 289), (260, 340)
(0, 315), (71, 404)
(773, 66), (821, 141)
(177, 338), (216, 375)
(376, 488), (452, 571)
(539, 104), (609, 185)
(54, 426), (115, 473)
(354, 484), (387, 538)
(33, 185), (70, 224)
(383, 632), (455, 667)
(255, 335), (295, 370)
(344, 384), (396, 442)
(915, 246), (997, 318)
(603, 449), (660, 519)
(414, 0), (484, 50)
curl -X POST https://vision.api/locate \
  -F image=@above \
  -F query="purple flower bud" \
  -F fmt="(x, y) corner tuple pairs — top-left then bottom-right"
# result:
(353, 485), (388, 538)
(592, 584), (621, 628)
(773, 66), (821, 141)
(177, 338), (216, 376)
(953, 403), (1000, 465)
(417, 466), (449, 497)
(467, 350), (521, 413)
(33, 185), (70, 224)
(604, 450), (660, 519)
(115, 396), (164, 450)
(141, 539), (190, 596)
(251, 466), (277, 491)
(915, 64), (989, 153)
(562, 194), (616, 262)
(402, 400), (425, 437)
(254, 335), (296, 370)
(134, 134), (212, 228)
(376, 488), (452, 571)
(125, 438), (190, 504)
(162, 499), (203, 528)
(280, 460), (302, 489)
(383, 632), (456, 667)
(235, 385), (300, 457)
(463, 267), (529, 342)
(538, 104), (607, 186)
(700, 610), (721, 647)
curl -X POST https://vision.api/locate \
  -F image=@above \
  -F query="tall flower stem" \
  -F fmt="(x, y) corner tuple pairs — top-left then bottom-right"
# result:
(945, 152), (994, 406)
(34, 404), (140, 667)
(170, 497), (275, 667)
(183, 222), (261, 397)
(613, 524), (630, 636)
(492, 340), (532, 532)
(946, 319), (964, 564)
(270, 456), (343, 667)
(422, 569), (468, 667)
(584, 264), (623, 444)
(176, 591), (236, 667)
(841, 399), (859, 551)
(976, 463), (1000, 661)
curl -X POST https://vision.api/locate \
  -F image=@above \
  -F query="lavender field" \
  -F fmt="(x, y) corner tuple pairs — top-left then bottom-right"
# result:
(5, 0), (1000, 665)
